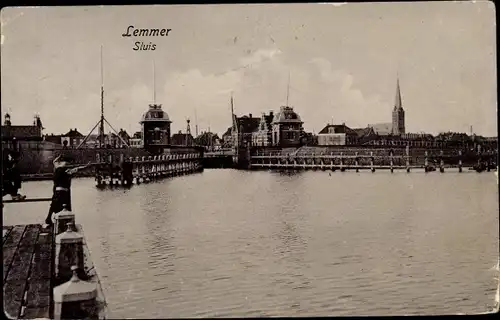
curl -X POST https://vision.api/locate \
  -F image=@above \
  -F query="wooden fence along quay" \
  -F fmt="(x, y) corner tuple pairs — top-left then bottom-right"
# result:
(94, 152), (203, 187)
(3, 205), (107, 319)
(249, 146), (497, 173)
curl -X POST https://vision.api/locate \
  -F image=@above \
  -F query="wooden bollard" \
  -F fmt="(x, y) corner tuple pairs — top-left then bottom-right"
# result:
(458, 150), (463, 173)
(55, 223), (84, 283)
(53, 266), (98, 320)
(54, 206), (75, 235)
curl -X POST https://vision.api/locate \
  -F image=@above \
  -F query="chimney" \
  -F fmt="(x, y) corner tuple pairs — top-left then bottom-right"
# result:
(249, 113), (252, 119)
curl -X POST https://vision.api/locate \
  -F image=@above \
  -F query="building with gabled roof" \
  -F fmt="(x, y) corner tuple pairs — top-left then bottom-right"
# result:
(252, 111), (274, 146)
(1, 113), (44, 142)
(368, 123), (393, 136)
(271, 106), (304, 147)
(317, 123), (358, 146)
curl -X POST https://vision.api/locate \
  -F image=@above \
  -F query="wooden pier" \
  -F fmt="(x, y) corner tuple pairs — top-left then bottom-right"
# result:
(95, 152), (203, 187)
(3, 224), (53, 319)
(250, 147), (497, 173)
(3, 216), (107, 319)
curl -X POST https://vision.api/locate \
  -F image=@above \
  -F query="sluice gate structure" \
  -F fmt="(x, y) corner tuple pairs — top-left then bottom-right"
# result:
(244, 146), (497, 173)
(94, 147), (204, 187)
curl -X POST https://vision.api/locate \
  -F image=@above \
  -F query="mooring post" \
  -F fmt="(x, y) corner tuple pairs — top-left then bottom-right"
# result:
(390, 150), (394, 173)
(424, 150), (429, 172)
(439, 150), (445, 173)
(355, 152), (359, 172)
(370, 151), (375, 173)
(53, 266), (98, 320)
(54, 206), (75, 235)
(458, 150), (463, 173)
(406, 145), (411, 173)
(55, 223), (85, 284)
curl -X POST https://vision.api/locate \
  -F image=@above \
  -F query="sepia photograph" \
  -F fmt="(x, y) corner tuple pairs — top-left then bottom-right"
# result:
(1, 2), (498, 318)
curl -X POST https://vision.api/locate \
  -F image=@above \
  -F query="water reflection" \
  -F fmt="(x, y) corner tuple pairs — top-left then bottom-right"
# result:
(2, 171), (498, 317)
(142, 182), (178, 285)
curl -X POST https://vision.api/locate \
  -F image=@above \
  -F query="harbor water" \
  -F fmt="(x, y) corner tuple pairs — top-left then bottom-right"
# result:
(3, 169), (498, 317)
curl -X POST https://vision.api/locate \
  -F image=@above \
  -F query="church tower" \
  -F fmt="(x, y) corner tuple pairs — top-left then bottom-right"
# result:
(392, 77), (405, 135)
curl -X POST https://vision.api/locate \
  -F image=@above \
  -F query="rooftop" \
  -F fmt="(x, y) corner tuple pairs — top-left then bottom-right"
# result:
(272, 106), (302, 124)
(141, 104), (171, 123)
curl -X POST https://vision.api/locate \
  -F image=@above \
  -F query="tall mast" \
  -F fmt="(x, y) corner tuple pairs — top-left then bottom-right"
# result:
(153, 60), (156, 104)
(100, 45), (105, 148)
(77, 45), (130, 149)
(286, 71), (290, 106)
(194, 109), (199, 137)
(230, 92), (234, 127)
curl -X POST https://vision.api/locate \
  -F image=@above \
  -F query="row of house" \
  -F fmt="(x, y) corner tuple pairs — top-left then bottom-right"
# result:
(222, 105), (310, 149)
(44, 128), (132, 149)
(221, 111), (495, 150)
(219, 77), (497, 150)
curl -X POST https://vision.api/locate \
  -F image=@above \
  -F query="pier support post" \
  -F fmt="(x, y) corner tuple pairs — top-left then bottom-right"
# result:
(355, 152), (359, 172)
(53, 266), (98, 320)
(54, 206), (75, 235)
(55, 223), (85, 284)
(424, 151), (429, 172)
(439, 150), (445, 173)
(340, 153), (345, 172)
(406, 145), (411, 173)
(390, 150), (394, 173)
(458, 150), (463, 173)
(370, 151), (375, 173)
(95, 175), (103, 188)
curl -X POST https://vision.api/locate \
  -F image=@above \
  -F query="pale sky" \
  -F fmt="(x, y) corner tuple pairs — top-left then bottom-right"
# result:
(1, 2), (497, 137)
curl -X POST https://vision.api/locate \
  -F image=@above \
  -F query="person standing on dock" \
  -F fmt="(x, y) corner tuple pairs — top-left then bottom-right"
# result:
(43, 155), (91, 227)
(2, 150), (25, 201)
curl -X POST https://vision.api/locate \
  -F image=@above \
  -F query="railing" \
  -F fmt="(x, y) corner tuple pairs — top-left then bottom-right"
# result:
(249, 148), (497, 173)
(94, 153), (204, 187)
(204, 149), (234, 157)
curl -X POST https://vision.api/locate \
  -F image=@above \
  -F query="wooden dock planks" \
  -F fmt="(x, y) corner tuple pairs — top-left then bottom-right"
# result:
(3, 224), (53, 319)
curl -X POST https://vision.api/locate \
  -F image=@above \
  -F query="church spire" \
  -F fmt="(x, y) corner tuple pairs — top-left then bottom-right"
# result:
(394, 76), (402, 111)
(392, 75), (405, 135)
